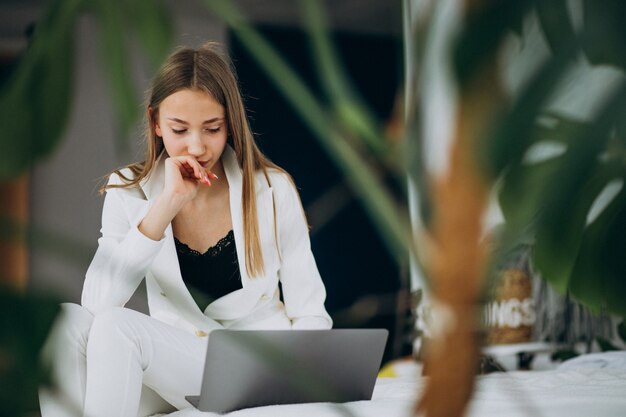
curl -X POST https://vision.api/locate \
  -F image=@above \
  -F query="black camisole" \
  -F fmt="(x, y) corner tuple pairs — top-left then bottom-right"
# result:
(174, 230), (243, 310)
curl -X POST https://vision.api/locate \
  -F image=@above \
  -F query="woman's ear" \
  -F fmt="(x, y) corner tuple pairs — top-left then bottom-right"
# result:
(148, 106), (162, 137)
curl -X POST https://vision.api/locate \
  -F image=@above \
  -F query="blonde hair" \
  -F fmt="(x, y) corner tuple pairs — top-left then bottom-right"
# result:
(103, 42), (286, 277)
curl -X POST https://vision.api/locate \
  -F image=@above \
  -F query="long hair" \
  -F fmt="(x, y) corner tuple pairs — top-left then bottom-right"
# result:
(103, 42), (285, 277)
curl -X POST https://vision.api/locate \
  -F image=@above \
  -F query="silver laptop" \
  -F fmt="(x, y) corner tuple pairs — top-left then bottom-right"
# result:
(185, 329), (388, 413)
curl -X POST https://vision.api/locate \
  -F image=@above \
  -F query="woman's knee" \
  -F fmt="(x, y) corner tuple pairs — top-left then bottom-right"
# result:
(88, 307), (146, 346)
(87, 307), (154, 372)
(59, 302), (94, 330)
(42, 303), (94, 360)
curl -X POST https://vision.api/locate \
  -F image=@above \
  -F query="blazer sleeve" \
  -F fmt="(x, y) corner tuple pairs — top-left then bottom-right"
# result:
(81, 175), (165, 315)
(273, 174), (333, 329)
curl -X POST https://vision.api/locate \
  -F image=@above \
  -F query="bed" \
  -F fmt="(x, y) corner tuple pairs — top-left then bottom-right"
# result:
(163, 352), (626, 417)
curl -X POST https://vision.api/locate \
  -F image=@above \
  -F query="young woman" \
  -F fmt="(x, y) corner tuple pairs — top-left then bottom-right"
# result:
(40, 42), (332, 417)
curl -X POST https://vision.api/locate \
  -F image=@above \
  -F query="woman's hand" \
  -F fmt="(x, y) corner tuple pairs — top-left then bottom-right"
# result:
(162, 155), (216, 206)
(138, 155), (218, 241)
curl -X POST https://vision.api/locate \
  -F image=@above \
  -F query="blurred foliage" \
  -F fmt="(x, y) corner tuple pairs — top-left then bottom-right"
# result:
(201, 0), (416, 267)
(0, 0), (173, 177)
(550, 348), (580, 362)
(477, 0), (626, 318)
(553, 320), (626, 361)
(0, 0), (173, 415)
(596, 336), (621, 352)
(0, 0), (81, 180)
(0, 287), (59, 417)
(2, 0), (624, 317)
(619, 320), (626, 343)
(3, 0), (626, 414)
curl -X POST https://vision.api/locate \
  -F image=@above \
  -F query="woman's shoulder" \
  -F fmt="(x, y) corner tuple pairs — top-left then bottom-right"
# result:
(263, 167), (297, 193)
(107, 167), (136, 186)
(103, 167), (147, 199)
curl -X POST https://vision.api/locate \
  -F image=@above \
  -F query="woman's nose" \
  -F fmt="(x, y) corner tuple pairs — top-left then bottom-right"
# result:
(187, 133), (206, 156)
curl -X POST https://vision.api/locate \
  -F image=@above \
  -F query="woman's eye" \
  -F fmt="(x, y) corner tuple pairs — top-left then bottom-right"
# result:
(205, 127), (221, 134)
(172, 128), (186, 135)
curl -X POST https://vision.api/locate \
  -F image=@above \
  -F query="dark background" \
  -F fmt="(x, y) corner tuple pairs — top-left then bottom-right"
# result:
(230, 26), (410, 362)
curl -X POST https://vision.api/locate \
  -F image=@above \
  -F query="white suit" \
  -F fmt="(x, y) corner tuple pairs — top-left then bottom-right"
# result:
(40, 146), (332, 417)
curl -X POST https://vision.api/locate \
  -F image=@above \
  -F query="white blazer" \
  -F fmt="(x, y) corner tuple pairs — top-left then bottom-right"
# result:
(81, 146), (332, 336)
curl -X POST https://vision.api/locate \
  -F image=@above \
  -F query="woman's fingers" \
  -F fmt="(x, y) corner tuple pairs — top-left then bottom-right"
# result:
(182, 156), (204, 180)
(169, 156), (215, 187)
(182, 163), (195, 177)
(172, 156), (203, 180)
(197, 169), (218, 186)
(199, 173), (211, 186)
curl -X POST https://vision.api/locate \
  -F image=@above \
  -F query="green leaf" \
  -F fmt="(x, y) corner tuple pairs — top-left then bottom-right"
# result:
(497, 113), (595, 233)
(550, 349), (580, 362)
(618, 320), (626, 344)
(202, 0), (416, 270)
(403, 3), (438, 231)
(498, 153), (564, 231)
(453, 0), (533, 88)
(582, 0), (626, 69)
(299, 0), (387, 157)
(564, 85), (626, 313)
(536, 86), (626, 295)
(590, 191), (626, 315)
(0, 69), (35, 179)
(596, 336), (620, 352)
(122, 0), (173, 69)
(530, 113), (589, 146)
(508, 10), (525, 38)
(29, 25), (75, 158)
(93, 0), (140, 150)
(532, 162), (612, 293)
(0, 287), (60, 415)
(568, 177), (626, 314)
(616, 112), (626, 146)
(535, 0), (578, 55)
(532, 158), (615, 287)
(481, 43), (576, 179)
(497, 85), (626, 316)
(0, 0), (81, 180)
(28, 0), (81, 159)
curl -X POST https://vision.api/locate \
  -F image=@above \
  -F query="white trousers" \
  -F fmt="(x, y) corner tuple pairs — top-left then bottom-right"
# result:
(39, 303), (208, 417)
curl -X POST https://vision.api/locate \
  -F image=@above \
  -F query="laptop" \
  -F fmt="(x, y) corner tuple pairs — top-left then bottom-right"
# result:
(185, 328), (388, 413)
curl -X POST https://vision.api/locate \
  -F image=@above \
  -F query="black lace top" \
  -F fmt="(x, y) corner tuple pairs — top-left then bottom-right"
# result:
(174, 230), (243, 310)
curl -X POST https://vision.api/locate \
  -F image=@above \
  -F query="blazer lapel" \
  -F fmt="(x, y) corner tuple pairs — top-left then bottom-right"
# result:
(140, 147), (276, 323)
(203, 146), (274, 320)
(140, 153), (210, 326)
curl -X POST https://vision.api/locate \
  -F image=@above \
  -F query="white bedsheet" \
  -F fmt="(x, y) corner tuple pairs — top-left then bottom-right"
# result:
(165, 366), (626, 417)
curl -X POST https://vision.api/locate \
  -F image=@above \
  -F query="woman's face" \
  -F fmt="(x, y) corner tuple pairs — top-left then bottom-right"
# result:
(155, 89), (228, 172)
